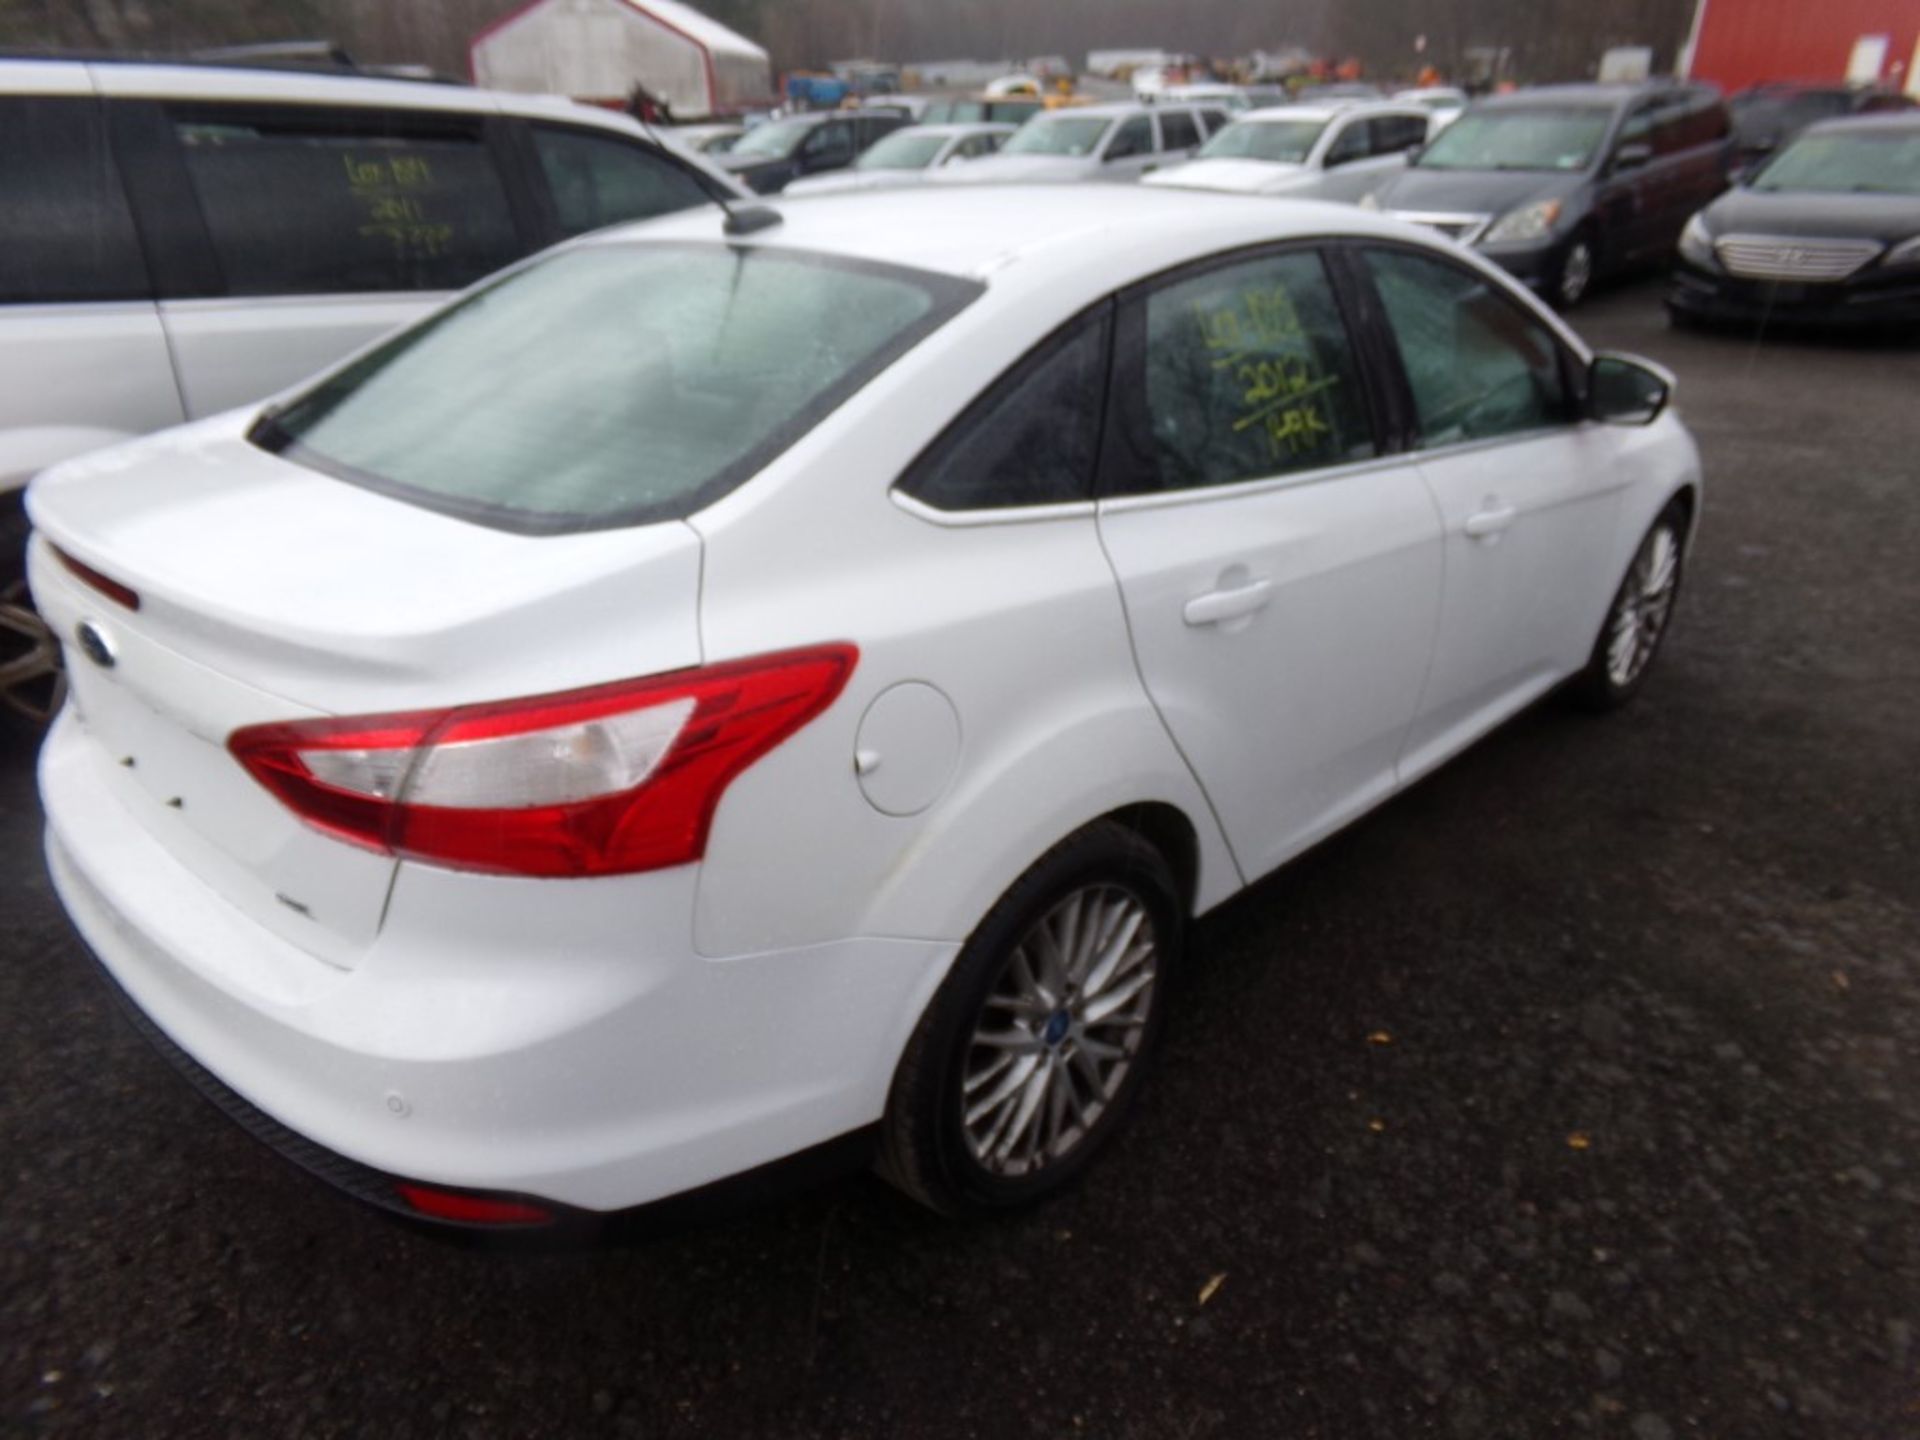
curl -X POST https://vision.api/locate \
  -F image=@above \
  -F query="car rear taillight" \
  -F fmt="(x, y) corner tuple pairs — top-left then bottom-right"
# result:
(51, 544), (141, 611)
(228, 645), (856, 878)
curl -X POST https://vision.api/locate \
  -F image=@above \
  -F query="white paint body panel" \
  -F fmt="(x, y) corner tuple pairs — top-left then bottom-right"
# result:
(32, 185), (1704, 1214)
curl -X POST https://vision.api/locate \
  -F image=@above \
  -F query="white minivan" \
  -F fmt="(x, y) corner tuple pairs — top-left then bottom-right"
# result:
(0, 56), (743, 718)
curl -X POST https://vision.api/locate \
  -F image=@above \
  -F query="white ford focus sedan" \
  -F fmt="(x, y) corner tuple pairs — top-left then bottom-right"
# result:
(31, 186), (1700, 1233)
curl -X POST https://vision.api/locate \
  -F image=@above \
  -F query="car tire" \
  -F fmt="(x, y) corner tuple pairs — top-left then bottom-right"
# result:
(1568, 500), (1689, 712)
(1549, 229), (1598, 311)
(877, 820), (1183, 1216)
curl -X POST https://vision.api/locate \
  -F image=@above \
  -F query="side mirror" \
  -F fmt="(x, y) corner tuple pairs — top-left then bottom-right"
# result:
(1588, 352), (1672, 426)
(1405, 142), (1425, 164)
(1611, 141), (1653, 173)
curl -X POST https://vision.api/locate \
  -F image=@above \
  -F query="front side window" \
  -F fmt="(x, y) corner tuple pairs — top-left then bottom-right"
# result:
(1106, 116), (1155, 159)
(1417, 106), (1613, 172)
(531, 127), (711, 238)
(1115, 250), (1376, 494)
(1324, 120), (1371, 166)
(257, 244), (979, 532)
(803, 122), (854, 164)
(0, 97), (147, 304)
(1364, 248), (1571, 447)
(172, 107), (521, 295)
(899, 307), (1111, 511)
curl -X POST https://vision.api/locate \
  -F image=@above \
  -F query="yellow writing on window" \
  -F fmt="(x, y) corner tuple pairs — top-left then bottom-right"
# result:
(342, 152), (453, 261)
(1194, 280), (1339, 462)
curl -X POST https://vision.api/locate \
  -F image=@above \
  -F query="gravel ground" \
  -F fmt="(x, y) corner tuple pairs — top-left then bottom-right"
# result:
(3, 279), (1917, 1439)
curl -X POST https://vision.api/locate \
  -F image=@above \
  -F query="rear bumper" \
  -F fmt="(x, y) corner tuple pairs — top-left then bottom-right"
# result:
(41, 709), (956, 1219)
(1667, 261), (1920, 329)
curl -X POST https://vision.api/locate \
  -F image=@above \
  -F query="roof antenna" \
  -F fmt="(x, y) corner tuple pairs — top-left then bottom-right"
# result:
(623, 88), (782, 238)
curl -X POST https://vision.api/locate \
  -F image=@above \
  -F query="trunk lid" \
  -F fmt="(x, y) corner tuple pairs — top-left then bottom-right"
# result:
(29, 416), (705, 968)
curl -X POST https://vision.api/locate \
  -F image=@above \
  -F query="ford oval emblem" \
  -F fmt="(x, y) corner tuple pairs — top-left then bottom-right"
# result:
(75, 620), (116, 670)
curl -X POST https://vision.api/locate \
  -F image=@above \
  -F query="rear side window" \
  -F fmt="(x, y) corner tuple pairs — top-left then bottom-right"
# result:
(1371, 115), (1429, 153)
(172, 107), (522, 296)
(1113, 249), (1376, 494)
(899, 307), (1111, 511)
(258, 243), (980, 533)
(0, 97), (147, 304)
(1364, 248), (1571, 446)
(1160, 110), (1201, 150)
(531, 126), (712, 237)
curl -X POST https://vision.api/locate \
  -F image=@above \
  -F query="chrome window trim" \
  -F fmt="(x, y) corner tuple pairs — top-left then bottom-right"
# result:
(889, 489), (1096, 528)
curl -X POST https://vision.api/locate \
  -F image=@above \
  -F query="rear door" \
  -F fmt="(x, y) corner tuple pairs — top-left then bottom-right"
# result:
(1095, 245), (1444, 881)
(1354, 245), (1628, 782)
(0, 83), (181, 492)
(104, 92), (539, 419)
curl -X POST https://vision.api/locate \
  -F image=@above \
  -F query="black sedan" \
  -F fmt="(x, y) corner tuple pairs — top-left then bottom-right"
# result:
(1668, 114), (1920, 332)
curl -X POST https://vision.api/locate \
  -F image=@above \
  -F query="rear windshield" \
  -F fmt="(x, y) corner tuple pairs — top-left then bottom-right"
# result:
(255, 243), (979, 533)
(1417, 107), (1612, 172)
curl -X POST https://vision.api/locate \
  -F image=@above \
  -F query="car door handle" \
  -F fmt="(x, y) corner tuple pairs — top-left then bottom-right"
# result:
(1183, 579), (1273, 627)
(1464, 506), (1516, 539)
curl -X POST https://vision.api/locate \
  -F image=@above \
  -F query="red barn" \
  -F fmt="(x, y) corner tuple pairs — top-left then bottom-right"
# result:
(1682, 0), (1920, 94)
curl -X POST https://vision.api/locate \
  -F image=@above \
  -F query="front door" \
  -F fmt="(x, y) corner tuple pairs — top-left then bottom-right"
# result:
(1096, 246), (1444, 882)
(1354, 245), (1630, 782)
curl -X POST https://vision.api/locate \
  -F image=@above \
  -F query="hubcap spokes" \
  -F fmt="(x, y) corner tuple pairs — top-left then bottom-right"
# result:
(962, 885), (1158, 1178)
(1606, 524), (1679, 688)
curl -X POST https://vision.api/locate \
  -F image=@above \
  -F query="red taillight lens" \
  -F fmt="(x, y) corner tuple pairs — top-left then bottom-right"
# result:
(51, 544), (141, 611)
(394, 1183), (553, 1226)
(229, 645), (856, 878)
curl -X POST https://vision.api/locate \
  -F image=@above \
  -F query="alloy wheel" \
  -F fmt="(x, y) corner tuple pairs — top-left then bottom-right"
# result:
(960, 884), (1159, 1178)
(1605, 521), (1680, 689)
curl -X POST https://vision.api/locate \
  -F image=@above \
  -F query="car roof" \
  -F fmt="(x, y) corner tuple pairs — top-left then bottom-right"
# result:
(1478, 83), (1664, 110)
(1242, 101), (1424, 123)
(911, 122), (1016, 138)
(0, 54), (746, 194)
(593, 182), (1433, 294)
(1805, 111), (1920, 135)
(1045, 101), (1173, 119)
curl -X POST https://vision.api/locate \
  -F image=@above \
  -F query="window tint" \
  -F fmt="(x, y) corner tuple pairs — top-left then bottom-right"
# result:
(1200, 109), (1232, 135)
(1160, 110), (1200, 150)
(1364, 248), (1571, 447)
(0, 97), (147, 304)
(1121, 250), (1376, 493)
(900, 308), (1110, 511)
(173, 108), (521, 296)
(531, 127), (711, 238)
(1370, 115), (1428, 153)
(261, 244), (979, 532)
(805, 121), (855, 163)
(1325, 121), (1370, 165)
(1107, 116), (1154, 159)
